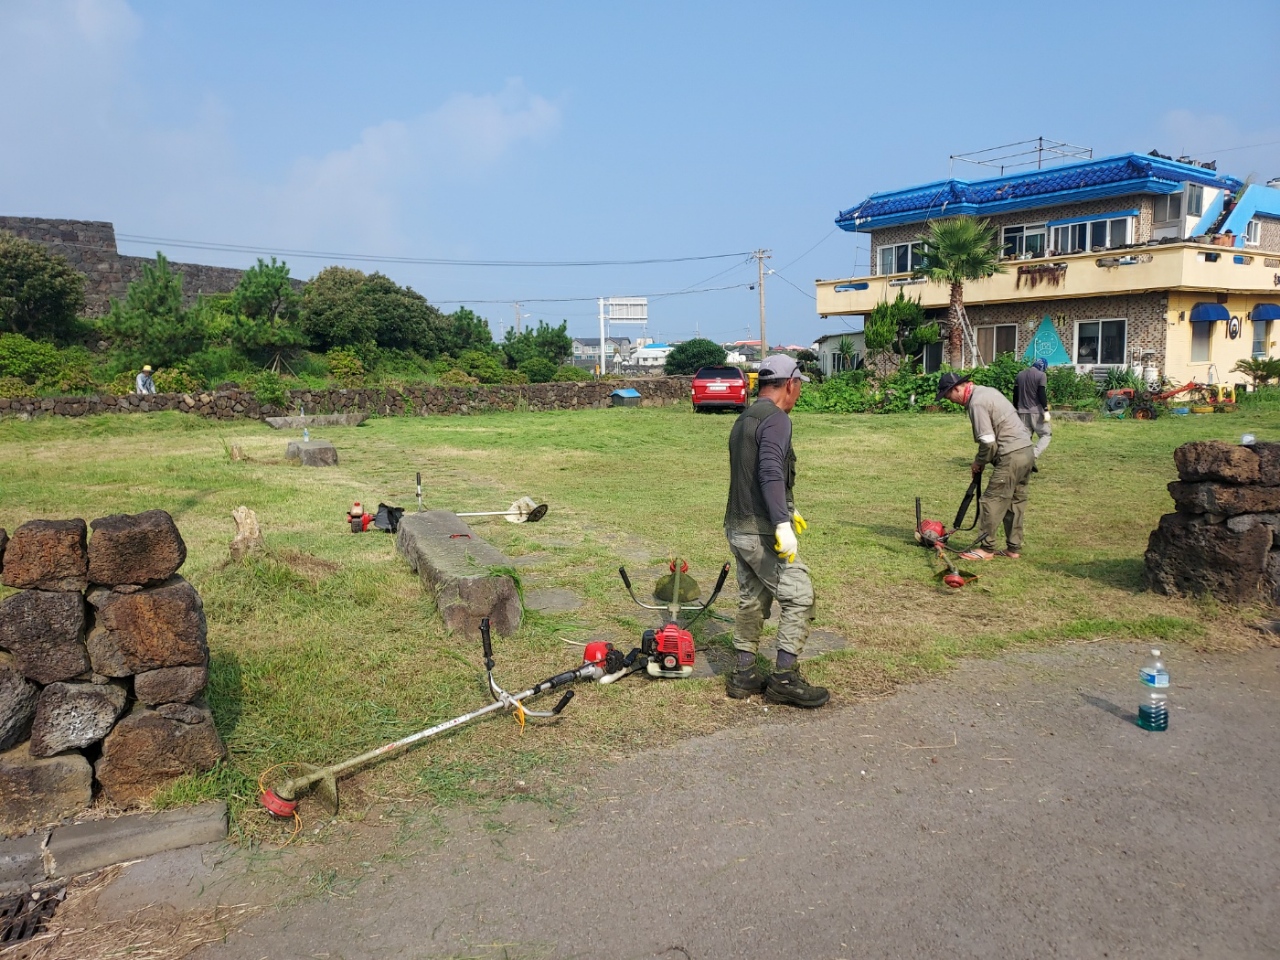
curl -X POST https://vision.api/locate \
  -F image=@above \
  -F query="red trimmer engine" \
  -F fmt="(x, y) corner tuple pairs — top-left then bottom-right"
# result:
(642, 623), (696, 678)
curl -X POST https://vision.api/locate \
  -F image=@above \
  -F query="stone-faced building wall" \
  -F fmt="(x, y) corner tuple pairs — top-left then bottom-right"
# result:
(0, 217), (250, 317)
(957, 293), (1168, 370)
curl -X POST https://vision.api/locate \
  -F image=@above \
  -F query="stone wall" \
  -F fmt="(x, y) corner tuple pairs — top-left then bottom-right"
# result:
(1144, 440), (1280, 605)
(0, 512), (224, 836)
(0, 217), (251, 317)
(0, 377), (694, 422)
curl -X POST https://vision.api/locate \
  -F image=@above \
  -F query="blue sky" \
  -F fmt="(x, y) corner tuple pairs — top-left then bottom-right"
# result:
(3, 0), (1277, 349)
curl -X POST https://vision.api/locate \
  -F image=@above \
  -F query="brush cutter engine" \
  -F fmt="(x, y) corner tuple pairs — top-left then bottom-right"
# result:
(643, 623), (696, 678)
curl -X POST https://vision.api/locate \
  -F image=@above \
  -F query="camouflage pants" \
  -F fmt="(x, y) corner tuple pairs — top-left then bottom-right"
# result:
(725, 528), (816, 657)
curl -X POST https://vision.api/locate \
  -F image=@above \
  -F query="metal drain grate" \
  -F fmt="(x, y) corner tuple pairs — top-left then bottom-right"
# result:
(0, 886), (65, 945)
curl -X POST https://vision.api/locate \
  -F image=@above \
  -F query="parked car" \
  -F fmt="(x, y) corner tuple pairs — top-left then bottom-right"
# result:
(691, 365), (748, 412)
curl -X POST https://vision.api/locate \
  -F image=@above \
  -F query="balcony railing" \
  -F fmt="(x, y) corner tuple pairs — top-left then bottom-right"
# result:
(816, 241), (1280, 316)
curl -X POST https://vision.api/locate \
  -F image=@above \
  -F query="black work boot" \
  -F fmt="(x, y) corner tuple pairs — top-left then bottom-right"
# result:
(765, 670), (830, 708)
(726, 665), (768, 699)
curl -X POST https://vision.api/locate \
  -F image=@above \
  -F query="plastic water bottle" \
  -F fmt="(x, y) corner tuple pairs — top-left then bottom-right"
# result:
(1138, 648), (1169, 731)
(302, 427), (310, 443)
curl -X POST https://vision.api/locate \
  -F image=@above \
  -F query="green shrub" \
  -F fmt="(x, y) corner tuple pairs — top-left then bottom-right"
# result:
(1239, 385), (1280, 408)
(552, 364), (592, 382)
(243, 370), (289, 409)
(325, 347), (366, 387)
(0, 375), (32, 398)
(518, 357), (557, 383)
(0, 333), (61, 383)
(439, 368), (480, 386)
(968, 352), (1026, 399)
(43, 347), (98, 394)
(105, 370), (139, 396)
(153, 366), (202, 394)
(1046, 366), (1099, 406)
(457, 349), (514, 384)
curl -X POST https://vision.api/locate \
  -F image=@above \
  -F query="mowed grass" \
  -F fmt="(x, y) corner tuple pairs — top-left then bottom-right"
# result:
(1, 402), (1276, 836)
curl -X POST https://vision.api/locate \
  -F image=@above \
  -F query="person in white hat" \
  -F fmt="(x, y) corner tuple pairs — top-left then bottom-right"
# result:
(135, 364), (157, 395)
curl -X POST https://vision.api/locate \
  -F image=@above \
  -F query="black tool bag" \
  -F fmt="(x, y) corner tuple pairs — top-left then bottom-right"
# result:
(373, 503), (405, 533)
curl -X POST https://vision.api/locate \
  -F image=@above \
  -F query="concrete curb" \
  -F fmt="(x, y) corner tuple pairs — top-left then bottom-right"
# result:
(0, 801), (227, 889)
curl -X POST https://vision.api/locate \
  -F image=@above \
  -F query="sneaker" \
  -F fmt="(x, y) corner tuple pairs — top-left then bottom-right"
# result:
(764, 670), (829, 708)
(1032, 464), (1039, 473)
(726, 665), (767, 699)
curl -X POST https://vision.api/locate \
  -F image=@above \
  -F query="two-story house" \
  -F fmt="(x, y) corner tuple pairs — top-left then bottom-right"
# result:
(817, 153), (1280, 385)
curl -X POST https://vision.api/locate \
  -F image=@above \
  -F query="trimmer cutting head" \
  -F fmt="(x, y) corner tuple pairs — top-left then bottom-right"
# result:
(260, 762), (340, 817)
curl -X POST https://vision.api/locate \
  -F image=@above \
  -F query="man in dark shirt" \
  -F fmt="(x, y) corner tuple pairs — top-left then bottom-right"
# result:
(1014, 358), (1051, 463)
(723, 355), (827, 708)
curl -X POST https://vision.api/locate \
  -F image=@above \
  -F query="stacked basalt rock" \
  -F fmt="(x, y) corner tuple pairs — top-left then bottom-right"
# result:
(1144, 440), (1280, 604)
(0, 511), (225, 835)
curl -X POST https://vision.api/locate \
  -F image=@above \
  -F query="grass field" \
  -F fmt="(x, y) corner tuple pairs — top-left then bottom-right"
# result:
(1, 402), (1275, 838)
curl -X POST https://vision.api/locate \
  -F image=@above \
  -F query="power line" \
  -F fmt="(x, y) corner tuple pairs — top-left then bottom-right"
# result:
(770, 269), (816, 300)
(113, 233), (753, 268)
(432, 281), (754, 306)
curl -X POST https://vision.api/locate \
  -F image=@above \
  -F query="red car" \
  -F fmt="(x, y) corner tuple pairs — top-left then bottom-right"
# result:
(691, 365), (748, 412)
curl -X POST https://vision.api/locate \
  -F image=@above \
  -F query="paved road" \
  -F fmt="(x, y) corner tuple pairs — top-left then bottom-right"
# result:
(106, 642), (1280, 960)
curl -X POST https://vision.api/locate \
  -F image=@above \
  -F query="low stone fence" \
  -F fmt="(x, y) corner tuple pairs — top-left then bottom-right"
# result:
(0, 377), (694, 422)
(1144, 440), (1280, 604)
(0, 512), (224, 836)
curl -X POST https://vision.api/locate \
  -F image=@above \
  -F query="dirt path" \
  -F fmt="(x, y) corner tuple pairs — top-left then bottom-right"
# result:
(91, 642), (1279, 960)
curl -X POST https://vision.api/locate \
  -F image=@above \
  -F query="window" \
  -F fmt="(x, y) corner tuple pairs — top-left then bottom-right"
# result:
(1075, 319), (1127, 366)
(877, 242), (924, 275)
(976, 324), (1018, 364)
(1049, 217), (1130, 254)
(1245, 219), (1261, 247)
(1191, 321), (1214, 363)
(1186, 184), (1204, 218)
(1254, 320), (1272, 358)
(919, 341), (943, 374)
(1153, 194), (1183, 223)
(1002, 223), (1046, 257)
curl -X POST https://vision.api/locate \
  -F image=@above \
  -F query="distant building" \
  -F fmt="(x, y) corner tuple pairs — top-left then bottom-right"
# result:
(631, 342), (674, 368)
(572, 336), (631, 372)
(814, 331), (865, 377)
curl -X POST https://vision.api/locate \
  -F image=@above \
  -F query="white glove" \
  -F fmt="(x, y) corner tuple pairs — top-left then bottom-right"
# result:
(1043, 412), (1051, 422)
(774, 522), (798, 563)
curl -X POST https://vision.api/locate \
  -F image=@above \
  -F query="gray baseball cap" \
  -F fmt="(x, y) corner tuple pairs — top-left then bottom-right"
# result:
(758, 355), (810, 383)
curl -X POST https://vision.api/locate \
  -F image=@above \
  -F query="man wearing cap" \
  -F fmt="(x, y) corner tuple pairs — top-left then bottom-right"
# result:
(723, 355), (827, 708)
(1014, 358), (1052, 465)
(135, 364), (157, 395)
(937, 372), (1034, 561)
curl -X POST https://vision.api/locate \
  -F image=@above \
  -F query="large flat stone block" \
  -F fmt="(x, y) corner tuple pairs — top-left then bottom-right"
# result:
(395, 511), (522, 636)
(1174, 440), (1261, 484)
(0, 743), (92, 838)
(265, 413), (367, 429)
(1168, 481), (1280, 517)
(94, 703), (226, 806)
(86, 577), (208, 677)
(285, 439), (338, 466)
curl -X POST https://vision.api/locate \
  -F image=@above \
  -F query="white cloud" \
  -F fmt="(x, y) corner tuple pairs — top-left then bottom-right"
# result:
(0, 1), (561, 265)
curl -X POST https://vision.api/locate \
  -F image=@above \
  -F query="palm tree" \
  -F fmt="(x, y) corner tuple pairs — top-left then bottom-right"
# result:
(1232, 356), (1280, 389)
(914, 217), (1004, 367)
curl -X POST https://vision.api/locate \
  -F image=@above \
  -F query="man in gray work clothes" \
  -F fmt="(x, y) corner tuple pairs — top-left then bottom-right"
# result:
(1014, 357), (1052, 466)
(937, 372), (1034, 561)
(723, 355), (828, 708)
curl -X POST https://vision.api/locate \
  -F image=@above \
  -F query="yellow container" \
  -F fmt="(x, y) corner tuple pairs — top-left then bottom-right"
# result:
(747, 371), (758, 393)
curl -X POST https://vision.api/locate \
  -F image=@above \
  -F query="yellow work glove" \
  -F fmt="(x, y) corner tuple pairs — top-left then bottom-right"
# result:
(774, 522), (798, 563)
(791, 510), (808, 535)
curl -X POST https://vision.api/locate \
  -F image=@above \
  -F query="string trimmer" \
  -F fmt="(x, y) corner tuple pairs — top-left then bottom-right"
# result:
(456, 496), (549, 524)
(599, 559), (732, 679)
(259, 618), (602, 818)
(915, 472), (983, 589)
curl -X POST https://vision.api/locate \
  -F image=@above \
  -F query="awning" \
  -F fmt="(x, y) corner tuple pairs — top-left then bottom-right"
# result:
(1251, 303), (1280, 322)
(1189, 302), (1230, 323)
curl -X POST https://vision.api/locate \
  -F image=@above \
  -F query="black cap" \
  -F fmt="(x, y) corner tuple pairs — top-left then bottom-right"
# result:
(935, 372), (972, 401)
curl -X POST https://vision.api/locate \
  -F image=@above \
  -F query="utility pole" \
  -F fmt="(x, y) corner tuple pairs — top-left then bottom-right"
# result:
(753, 249), (772, 358)
(513, 302), (522, 335)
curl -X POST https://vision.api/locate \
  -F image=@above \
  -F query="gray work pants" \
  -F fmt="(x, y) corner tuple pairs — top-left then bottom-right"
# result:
(725, 528), (815, 657)
(1018, 410), (1052, 459)
(975, 446), (1035, 552)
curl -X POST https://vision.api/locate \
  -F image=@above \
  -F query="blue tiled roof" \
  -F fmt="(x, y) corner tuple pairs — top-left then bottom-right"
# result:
(836, 154), (1243, 233)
